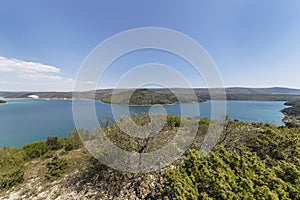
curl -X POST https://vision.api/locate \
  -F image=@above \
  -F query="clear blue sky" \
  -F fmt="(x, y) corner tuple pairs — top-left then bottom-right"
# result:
(0, 0), (299, 91)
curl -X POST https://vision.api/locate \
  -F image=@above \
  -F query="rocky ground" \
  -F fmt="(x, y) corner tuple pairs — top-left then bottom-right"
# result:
(0, 148), (163, 200)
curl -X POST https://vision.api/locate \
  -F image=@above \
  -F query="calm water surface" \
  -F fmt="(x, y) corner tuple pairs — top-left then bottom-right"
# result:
(0, 99), (288, 147)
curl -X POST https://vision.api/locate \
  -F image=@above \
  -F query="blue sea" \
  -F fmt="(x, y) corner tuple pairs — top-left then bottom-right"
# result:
(0, 99), (288, 147)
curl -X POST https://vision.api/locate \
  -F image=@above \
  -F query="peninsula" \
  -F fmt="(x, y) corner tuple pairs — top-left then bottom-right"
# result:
(100, 88), (205, 105)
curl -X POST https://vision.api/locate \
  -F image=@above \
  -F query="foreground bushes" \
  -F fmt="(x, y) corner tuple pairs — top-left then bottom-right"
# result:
(162, 120), (300, 200)
(0, 115), (299, 199)
(162, 147), (300, 200)
(0, 168), (24, 190)
(0, 147), (25, 190)
(45, 156), (70, 180)
(0, 129), (83, 190)
(23, 141), (47, 159)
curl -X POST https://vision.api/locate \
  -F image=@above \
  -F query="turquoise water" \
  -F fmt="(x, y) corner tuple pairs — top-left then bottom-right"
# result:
(0, 99), (288, 147)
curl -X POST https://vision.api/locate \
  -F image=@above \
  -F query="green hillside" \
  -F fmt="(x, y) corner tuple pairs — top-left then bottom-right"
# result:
(100, 89), (205, 105)
(0, 115), (299, 199)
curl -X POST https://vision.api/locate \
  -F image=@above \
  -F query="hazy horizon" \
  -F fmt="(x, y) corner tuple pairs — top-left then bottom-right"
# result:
(1, 86), (300, 93)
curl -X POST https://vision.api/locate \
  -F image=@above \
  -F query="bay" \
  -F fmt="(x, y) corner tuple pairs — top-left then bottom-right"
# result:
(0, 99), (288, 147)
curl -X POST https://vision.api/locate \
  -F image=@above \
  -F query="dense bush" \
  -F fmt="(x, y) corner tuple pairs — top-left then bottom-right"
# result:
(46, 136), (62, 151)
(162, 147), (300, 200)
(45, 156), (69, 180)
(22, 141), (47, 159)
(219, 121), (300, 166)
(166, 114), (181, 128)
(0, 147), (25, 190)
(64, 129), (83, 151)
(0, 168), (24, 190)
(161, 118), (300, 200)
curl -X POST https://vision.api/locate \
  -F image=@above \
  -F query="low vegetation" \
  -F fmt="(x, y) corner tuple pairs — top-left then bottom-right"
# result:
(0, 147), (25, 189)
(44, 156), (70, 180)
(0, 114), (299, 199)
(162, 147), (299, 200)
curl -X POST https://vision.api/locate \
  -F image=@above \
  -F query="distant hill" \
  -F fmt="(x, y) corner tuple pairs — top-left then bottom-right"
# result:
(0, 92), (17, 98)
(100, 88), (204, 105)
(1, 87), (300, 104)
(225, 87), (300, 95)
(0, 89), (114, 100)
(172, 87), (300, 95)
(1, 92), (73, 99)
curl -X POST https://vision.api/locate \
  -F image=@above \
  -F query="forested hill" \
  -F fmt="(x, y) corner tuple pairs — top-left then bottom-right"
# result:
(100, 89), (205, 105)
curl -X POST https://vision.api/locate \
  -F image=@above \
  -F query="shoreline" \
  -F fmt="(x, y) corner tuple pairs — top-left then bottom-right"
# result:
(1, 97), (295, 126)
(0, 100), (7, 104)
(281, 100), (300, 127)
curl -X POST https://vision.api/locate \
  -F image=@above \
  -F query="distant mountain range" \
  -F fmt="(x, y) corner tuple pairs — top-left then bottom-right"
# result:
(224, 87), (300, 95)
(1, 87), (300, 104)
(166, 87), (300, 95)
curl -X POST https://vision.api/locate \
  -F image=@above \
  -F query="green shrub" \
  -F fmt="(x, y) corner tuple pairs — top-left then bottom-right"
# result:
(41, 150), (55, 159)
(22, 141), (47, 159)
(45, 156), (69, 180)
(64, 129), (83, 151)
(166, 115), (181, 128)
(0, 147), (25, 190)
(46, 136), (62, 151)
(162, 147), (300, 200)
(0, 168), (24, 190)
(0, 147), (25, 167)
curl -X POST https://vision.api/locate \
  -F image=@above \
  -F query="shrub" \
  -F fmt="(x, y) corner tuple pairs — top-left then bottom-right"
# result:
(0, 147), (25, 190)
(46, 136), (62, 151)
(162, 147), (300, 200)
(45, 156), (69, 180)
(166, 115), (181, 128)
(64, 129), (83, 151)
(22, 141), (47, 159)
(0, 168), (24, 190)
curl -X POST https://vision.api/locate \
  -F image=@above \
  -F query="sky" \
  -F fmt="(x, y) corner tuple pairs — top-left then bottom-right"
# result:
(0, 0), (300, 91)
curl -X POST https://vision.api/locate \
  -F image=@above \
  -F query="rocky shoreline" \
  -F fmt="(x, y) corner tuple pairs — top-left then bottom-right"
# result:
(281, 100), (300, 127)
